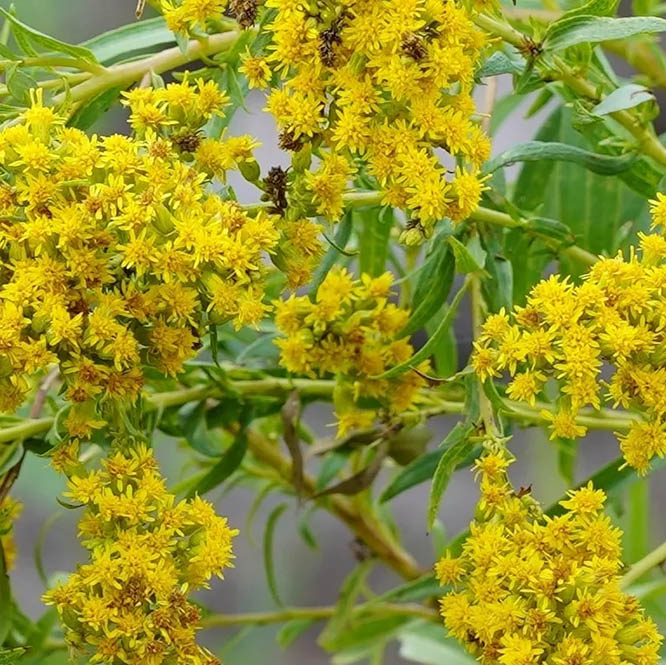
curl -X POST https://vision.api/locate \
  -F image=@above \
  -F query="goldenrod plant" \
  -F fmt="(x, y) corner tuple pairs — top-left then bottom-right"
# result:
(0, 0), (665, 663)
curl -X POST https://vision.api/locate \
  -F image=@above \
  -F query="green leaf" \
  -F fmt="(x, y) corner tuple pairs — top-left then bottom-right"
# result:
(380, 436), (480, 503)
(545, 454), (666, 517)
(298, 509), (318, 550)
(263, 503), (288, 607)
(561, 0), (620, 18)
(448, 236), (487, 274)
(277, 618), (316, 648)
(325, 615), (412, 652)
(188, 429), (248, 496)
(427, 424), (474, 531)
(85, 17), (175, 65)
(358, 207), (394, 277)
(398, 624), (476, 665)
(375, 278), (470, 379)
(592, 83), (655, 116)
(310, 211), (353, 295)
(477, 49), (526, 78)
(319, 560), (374, 651)
(5, 63), (37, 105)
(315, 451), (348, 491)
(0, 43), (19, 61)
(401, 242), (455, 337)
(179, 401), (224, 457)
(483, 140), (637, 176)
(67, 86), (124, 130)
(0, 8), (98, 63)
(482, 232), (513, 312)
(512, 106), (649, 269)
(544, 15), (666, 51)
(373, 575), (443, 604)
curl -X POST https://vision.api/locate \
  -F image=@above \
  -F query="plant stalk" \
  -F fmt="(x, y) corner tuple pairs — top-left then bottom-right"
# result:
(621, 540), (666, 588)
(53, 30), (242, 106)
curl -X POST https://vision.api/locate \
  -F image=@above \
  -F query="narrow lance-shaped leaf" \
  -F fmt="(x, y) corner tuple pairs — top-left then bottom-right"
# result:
(84, 17), (175, 65)
(544, 15), (666, 51)
(188, 429), (248, 497)
(401, 241), (455, 337)
(278, 619), (316, 648)
(380, 440), (481, 503)
(592, 84), (655, 116)
(263, 503), (288, 606)
(374, 277), (470, 380)
(358, 206), (394, 277)
(0, 8), (99, 63)
(483, 141), (637, 176)
(426, 424), (474, 531)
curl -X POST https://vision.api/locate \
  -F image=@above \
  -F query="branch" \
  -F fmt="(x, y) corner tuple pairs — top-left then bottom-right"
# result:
(245, 428), (426, 580)
(53, 30), (242, 106)
(200, 603), (438, 629)
(333, 193), (599, 267)
(621, 540), (666, 588)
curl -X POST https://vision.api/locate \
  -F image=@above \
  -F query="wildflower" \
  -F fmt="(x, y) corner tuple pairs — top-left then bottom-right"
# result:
(472, 198), (666, 472)
(437, 450), (664, 664)
(0, 80), (288, 448)
(259, 0), (490, 235)
(274, 268), (427, 434)
(43, 445), (238, 664)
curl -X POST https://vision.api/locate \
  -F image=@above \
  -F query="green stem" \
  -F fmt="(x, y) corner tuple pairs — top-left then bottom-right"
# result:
(53, 30), (242, 106)
(147, 377), (336, 410)
(200, 603), (437, 629)
(0, 383), (637, 447)
(469, 206), (598, 267)
(470, 273), (501, 439)
(621, 540), (666, 588)
(0, 418), (53, 444)
(246, 429), (425, 580)
(504, 399), (638, 431)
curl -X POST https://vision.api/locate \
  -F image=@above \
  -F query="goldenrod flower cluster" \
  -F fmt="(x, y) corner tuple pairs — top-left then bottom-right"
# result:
(0, 84), (320, 437)
(257, 0), (491, 242)
(0, 495), (21, 571)
(43, 444), (237, 665)
(274, 267), (426, 435)
(436, 451), (663, 665)
(471, 198), (666, 473)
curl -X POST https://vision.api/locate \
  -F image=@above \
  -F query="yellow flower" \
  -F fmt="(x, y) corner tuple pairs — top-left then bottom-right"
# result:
(44, 445), (238, 664)
(438, 451), (664, 664)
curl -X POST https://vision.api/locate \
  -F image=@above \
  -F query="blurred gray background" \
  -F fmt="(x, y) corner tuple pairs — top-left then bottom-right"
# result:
(3, 1), (665, 663)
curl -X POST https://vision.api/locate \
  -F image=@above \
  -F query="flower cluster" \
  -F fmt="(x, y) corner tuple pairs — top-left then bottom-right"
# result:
(471, 197), (666, 473)
(0, 83), (320, 439)
(256, 0), (491, 242)
(43, 444), (237, 665)
(436, 450), (663, 665)
(274, 267), (426, 435)
(0, 495), (21, 571)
